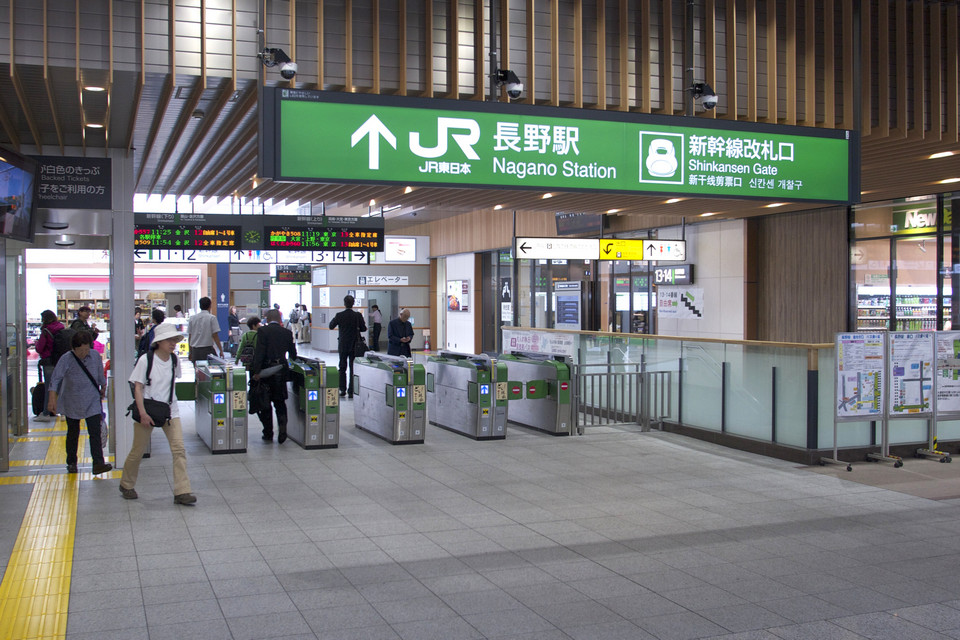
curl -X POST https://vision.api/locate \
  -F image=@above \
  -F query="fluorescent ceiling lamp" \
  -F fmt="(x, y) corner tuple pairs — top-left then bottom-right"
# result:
(85, 123), (104, 129)
(939, 178), (960, 184)
(665, 198), (682, 204)
(493, 204), (503, 210)
(541, 193), (553, 199)
(700, 212), (717, 217)
(765, 203), (787, 208)
(929, 151), (955, 159)
(606, 209), (620, 214)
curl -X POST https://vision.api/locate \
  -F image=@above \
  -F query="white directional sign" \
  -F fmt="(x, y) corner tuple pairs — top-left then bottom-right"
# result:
(642, 240), (686, 261)
(515, 237), (599, 261)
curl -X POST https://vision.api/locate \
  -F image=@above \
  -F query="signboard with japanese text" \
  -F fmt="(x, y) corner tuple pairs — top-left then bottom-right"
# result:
(135, 223), (241, 250)
(265, 216), (383, 251)
(134, 248), (369, 264)
(276, 265), (311, 283)
(654, 264), (694, 285)
(357, 275), (409, 286)
(887, 332), (934, 417)
(262, 88), (859, 204)
(515, 237), (599, 260)
(835, 332), (886, 420)
(598, 239), (686, 261)
(657, 287), (704, 319)
(501, 328), (576, 358)
(34, 156), (112, 209)
(935, 331), (960, 415)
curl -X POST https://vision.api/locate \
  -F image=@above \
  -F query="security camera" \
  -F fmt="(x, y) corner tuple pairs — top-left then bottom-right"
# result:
(495, 69), (524, 101)
(261, 47), (296, 80)
(691, 82), (718, 110)
(505, 81), (523, 100)
(279, 61), (297, 80)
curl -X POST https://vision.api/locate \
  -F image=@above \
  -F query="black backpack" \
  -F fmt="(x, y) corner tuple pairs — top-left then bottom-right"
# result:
(50, 327), (76, 365)
(128, 348), (179, 395)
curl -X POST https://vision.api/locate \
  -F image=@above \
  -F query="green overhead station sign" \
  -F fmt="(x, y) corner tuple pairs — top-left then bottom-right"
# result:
(261, 89), (859, 204)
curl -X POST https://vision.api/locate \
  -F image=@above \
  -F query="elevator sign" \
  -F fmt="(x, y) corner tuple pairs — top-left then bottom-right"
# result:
(262, 89), (859, 204)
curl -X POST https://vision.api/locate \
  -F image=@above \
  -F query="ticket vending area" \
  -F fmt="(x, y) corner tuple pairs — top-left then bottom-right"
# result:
(195, 358), (248, 454)
(425, 350), (518, 440)
(353, 353), (426, 444)
(285, 358), (340, 449)
(498, 354), (573, 436)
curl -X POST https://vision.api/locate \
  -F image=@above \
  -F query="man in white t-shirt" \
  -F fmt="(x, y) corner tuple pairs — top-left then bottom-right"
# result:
(119, 323), (196, 505)
(187, 296), (224, 362)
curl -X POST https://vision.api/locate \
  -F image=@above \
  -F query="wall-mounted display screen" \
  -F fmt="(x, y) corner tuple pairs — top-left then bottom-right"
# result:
(385, 237), (417, 262)
(556, 212), (603, 236)
(275, 265), (311, 283)
(134, 223), (241, 250)
(0, 145), (38, 243)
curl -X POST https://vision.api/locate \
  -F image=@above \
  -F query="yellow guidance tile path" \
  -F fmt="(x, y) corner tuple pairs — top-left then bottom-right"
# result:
(0, 474), (78, 640)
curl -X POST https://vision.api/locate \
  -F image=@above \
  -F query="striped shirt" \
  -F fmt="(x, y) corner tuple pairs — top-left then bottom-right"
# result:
(49, 350), (104, 419)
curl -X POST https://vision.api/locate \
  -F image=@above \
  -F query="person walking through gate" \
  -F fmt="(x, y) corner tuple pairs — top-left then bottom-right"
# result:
(119, 323), (196, 504)
(329, 295), (366, 397)
(47, 330), (112, 475)
(251, 308), (297, 443)
(34, 309), (65, 421)
(187, 297), (224, 363)
(387, 308), (414, 357)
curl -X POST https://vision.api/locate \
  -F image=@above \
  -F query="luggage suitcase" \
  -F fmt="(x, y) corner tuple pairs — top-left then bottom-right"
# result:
(31, 382), (45, 416)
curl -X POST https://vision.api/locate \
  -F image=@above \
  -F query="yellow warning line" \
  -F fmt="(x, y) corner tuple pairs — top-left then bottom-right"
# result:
(0, 474), (77, 640)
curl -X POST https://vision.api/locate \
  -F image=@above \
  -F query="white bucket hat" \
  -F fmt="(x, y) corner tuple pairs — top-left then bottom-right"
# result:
(151, 323), (185, 345)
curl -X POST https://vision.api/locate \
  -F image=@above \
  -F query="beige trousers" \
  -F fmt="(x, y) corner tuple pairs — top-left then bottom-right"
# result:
(120, 417), (192, 495)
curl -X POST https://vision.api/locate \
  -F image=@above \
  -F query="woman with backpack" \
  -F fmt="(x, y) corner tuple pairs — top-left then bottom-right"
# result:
(235, 316), (261, 366)
(46, 330), (112, 475)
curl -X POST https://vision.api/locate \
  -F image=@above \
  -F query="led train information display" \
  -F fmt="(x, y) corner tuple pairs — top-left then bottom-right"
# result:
(134, 223), (242, 250)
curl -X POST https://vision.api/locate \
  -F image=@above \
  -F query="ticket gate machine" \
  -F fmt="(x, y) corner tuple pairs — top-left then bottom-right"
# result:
(195, 357), (248, 453)
(285, 358), (340, 449)
(426, 351), (516, 440)
(499, 354), (573, 436)
(354, 353), (426, 444)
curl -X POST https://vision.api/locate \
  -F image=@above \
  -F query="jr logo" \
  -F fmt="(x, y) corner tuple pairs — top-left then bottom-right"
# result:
(410, 117), (481, 159)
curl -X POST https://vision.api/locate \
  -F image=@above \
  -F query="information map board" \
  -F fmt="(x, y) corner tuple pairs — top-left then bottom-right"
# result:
(835, 332), (885, 421)
(887, 332), (934, 417)
(935, 331), (960, 415)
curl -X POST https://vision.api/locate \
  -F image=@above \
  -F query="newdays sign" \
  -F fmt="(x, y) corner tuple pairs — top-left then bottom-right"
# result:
(261, 89), (859, 205)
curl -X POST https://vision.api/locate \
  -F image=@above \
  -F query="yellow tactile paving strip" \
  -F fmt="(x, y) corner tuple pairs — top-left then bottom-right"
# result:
(0, 474), (78, 640)
(0, 425), (119, 640)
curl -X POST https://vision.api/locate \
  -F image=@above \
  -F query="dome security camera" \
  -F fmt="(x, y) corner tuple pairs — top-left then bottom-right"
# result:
(505, 81), (523, 100)
(495, 69), (524, 101)
(701, 93), (718, 110)
(691, 82), (718, 110)
(280, 61), (297, 80)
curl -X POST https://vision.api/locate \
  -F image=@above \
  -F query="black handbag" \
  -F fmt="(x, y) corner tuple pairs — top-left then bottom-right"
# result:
(354, 336), (369, 358)
(127, 398), (172, 427)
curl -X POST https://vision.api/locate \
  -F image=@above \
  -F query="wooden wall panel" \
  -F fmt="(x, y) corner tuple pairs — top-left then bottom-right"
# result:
(401, 209), (559, 256)
(753, 207), (848, 343)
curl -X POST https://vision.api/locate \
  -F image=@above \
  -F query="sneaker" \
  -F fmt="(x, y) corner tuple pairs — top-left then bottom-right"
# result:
(66, 464), (78, 473)
(35, 413), (54, 422)
(174, 493), (197, 505)
(92, 463), (113, 475)
(119, 486), (138, 500)
(277, 431), (287, 444)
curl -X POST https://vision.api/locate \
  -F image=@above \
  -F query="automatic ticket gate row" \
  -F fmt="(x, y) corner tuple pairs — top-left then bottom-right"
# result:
(284, 358), (340, 449)
(353, 353), (426, 444)
(195, 357), (248, 454)
(425, 351), (513, 440)
(499, 354), (573, 436)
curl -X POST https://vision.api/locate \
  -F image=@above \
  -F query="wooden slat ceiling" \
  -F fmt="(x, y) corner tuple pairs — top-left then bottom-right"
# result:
(0, 0), (956, 236)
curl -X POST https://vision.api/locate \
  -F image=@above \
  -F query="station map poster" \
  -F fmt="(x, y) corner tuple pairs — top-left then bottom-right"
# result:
(835, 332), (885, 420)
(888, 332), (934, 416)
(935, 331), (960, 414)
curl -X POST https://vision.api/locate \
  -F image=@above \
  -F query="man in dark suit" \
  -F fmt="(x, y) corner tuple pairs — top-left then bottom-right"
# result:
(251, 308), (297, 443)
(387, 308), (414, 357)
(329, 295), (366, 398)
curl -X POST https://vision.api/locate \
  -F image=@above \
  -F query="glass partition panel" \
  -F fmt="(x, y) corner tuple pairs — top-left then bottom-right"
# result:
(888, 419), (930, 444)
(724, 344), (774, 441)
(773, 348), (812, 447)
(680, 341), (723, 431)
(938, 419), (960, 440)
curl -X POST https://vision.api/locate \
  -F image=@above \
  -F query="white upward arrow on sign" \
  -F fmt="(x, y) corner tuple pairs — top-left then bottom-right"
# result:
(351, 115), (397, 170)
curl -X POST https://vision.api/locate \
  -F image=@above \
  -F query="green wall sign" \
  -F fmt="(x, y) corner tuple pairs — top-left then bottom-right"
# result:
(262, 89), (859, 204)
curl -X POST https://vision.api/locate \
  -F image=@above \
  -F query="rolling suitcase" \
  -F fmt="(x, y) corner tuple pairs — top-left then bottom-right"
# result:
(31, 382), (45, 416)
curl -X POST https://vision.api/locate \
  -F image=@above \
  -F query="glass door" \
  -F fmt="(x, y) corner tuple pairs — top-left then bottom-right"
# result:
(894, 235), (938, 331)
(852, 238), (891, 330)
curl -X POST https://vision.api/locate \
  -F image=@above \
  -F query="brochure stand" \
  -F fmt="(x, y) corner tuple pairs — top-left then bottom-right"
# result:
(827, 332), (887, 471)
(924, 332), (960, 463)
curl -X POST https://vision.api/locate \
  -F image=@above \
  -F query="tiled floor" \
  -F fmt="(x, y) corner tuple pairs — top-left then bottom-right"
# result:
(5, 348), (960, 639)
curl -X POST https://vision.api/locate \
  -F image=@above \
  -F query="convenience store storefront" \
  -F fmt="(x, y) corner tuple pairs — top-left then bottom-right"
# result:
(851, 193), (959, 331)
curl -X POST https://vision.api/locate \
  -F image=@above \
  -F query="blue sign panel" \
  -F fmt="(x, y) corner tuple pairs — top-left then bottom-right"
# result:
(308, 390), (319, 401)
(213, 393), (225, 404)
(480, 384), (490, 395)
(396, 387), (406, 398)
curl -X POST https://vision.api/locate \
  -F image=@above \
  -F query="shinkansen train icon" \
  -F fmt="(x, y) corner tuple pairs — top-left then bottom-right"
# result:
(645, 138), (679, 177)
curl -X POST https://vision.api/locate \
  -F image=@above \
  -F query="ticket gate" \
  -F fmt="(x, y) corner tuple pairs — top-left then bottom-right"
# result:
(426, 351), (516, 440)
(499, 354), (573, 436)
(195, 358), (248, 453)
(284, 358), (340, 449)
(354, 353), (426, 444)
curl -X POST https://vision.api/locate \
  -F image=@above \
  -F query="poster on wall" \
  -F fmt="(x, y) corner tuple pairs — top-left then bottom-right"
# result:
(657, 287), (704, 319)
(887, 332), (934, 416)
(835, 332), (885, 420)
(935, 331), (960, 415)
(447, 280), (469, 312)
